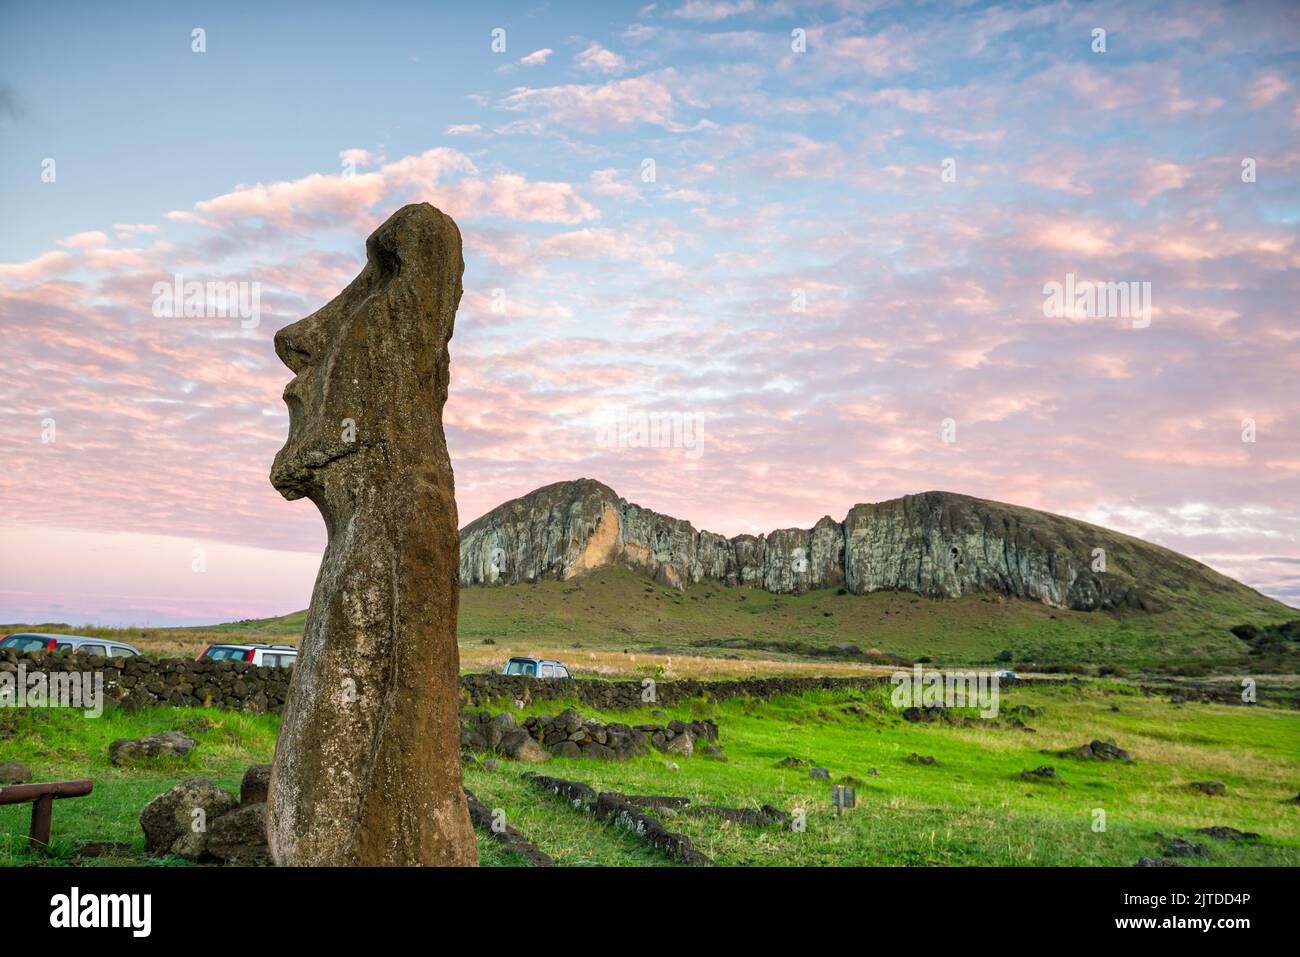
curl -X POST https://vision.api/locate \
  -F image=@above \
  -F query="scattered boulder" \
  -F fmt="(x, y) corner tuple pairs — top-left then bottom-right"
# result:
(776, 756), (809, 769)
(140, 778), (238, 860)
(901, 705), (948, 724)
(1189, 781), (1227, 797)
(1136, 857), (1187, 867)
(1167, 837), (1207, 858)
(240, 764), (271, 806)
(499, 729), (550, 763)
(485, 712), (517, 751)
(662, 732), (694, 758)
(907, 753), (937, 766)
(206, 803), (271, 865)
(463, 709), (686, 762)
(1007, 704), (1043, 719)
(0, 759), (32, 785)
(809, 767), (830, 780)
(1055, 739), (1133, 763)
(583, 742), (619, 761)
(1018, 766), (1064, 785)
(110, 731), (198, 767)
(701, 744), (728, 761)
(1196, 826), (1260, 841)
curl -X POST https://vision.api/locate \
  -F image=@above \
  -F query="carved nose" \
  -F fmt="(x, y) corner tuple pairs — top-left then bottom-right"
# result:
(274, 321), (313, 373)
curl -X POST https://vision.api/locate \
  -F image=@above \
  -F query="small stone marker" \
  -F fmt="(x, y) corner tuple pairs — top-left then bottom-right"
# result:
(832, 784), (855, 817)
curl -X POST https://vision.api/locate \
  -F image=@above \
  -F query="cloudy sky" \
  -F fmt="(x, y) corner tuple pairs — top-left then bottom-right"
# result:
(1, 0), (1297, 626)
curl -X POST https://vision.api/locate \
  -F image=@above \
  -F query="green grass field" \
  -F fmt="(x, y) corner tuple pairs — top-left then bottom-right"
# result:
(4, 680), (1296, 867)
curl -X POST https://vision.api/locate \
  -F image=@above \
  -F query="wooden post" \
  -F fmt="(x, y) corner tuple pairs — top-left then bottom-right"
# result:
(0, 779), (92, 853)
(29, 793), (53, 850)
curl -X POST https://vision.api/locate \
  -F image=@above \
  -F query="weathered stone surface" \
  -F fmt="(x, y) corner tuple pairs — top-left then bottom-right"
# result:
(267, 203), (476, 867)
(1166, 837), (1207, 857)
(140, 778), (238, 859)
(240, 764), (271, 806)
(1018, 765), (1065, 785)
(1054, 738), (1133, 762)
(499, 729), (550, 763)
(109, 731), (197, 767)
(463, 708), (698, 762)
(1195, 826), (1260, 840)
(461, 480), (1251, 611)
(207, 803), (271, 866)
(662, 731), (694, 758)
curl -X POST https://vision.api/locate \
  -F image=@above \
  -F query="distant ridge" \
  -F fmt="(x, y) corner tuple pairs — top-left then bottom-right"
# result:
(458, 479), (1283, 615)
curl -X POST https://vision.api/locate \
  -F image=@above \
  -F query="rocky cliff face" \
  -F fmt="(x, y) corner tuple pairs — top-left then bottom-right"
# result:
(459, 478), (1255, 613)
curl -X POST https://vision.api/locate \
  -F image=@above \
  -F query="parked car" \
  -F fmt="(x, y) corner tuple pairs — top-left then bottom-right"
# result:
(993, 669), (1018, 679)
(0, 632), (140, 657)
(198, 643), (298, 667)
(500, 656), (572, 679)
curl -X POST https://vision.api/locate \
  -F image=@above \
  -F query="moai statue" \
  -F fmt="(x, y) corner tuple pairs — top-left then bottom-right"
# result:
(267, 203), (477, 866)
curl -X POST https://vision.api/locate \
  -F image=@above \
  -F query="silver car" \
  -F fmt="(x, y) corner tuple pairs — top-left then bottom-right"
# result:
(0, 632), (140, 657)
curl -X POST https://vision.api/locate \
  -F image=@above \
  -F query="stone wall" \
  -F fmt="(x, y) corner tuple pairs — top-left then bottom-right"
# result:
(1, 648), (292, 713)
(457, 672), (889, 710)
(2, 646), (891, 715)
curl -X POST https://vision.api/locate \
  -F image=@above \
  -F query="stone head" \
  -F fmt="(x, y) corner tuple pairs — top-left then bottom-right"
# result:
(270, 203), (463, 506)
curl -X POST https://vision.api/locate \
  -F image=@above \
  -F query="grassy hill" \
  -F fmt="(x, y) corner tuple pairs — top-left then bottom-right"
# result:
(9, 566), (1296, 676)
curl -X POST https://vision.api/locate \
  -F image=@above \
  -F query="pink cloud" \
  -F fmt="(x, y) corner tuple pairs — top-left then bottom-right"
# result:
(574, 42), (627, 74)
(671, 0), (755, 22)
(0, 250), (74, 283)
(498, 71), (702, 132)
(57, 230), (110, 249)
(1249, 69), (1292, 108)
(169, 148), (595, 230)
